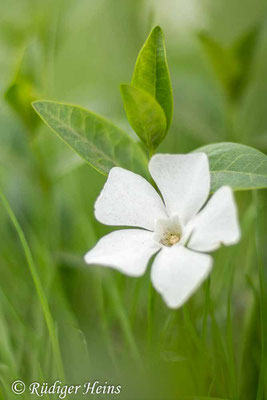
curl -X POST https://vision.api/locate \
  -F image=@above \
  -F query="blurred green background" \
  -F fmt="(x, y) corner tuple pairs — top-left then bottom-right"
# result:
(0, 0), (267, 399)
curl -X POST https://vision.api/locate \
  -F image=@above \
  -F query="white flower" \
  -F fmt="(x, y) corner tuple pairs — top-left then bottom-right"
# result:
(84, 153), (240, 308)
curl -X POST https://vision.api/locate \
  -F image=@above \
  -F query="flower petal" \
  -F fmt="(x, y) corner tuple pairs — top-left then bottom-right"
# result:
(149, 153), (210, 224)
(84, 229), (160, 277)
(188, 186), (241, 252)
(95, 167), (167, 230)
(151, 245), (212, 308)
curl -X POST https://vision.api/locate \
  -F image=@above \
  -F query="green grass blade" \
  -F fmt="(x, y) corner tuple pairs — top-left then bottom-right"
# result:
(0, 191), (64, 379)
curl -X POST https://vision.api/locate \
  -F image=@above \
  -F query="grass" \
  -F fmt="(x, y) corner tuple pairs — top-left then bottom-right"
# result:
(0, 191), (64, 379)
(0, 0), (267, 399)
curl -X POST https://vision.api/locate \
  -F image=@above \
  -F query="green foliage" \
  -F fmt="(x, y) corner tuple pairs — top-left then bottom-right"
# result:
(195, 142), (267, 192)
(120, 84), (166, 150)
(1, 2), (267, 400)
(121, 26), (173, 151)
(132, 26), (173, 129)
(4, 43), (42, 134)
(231, 27), (260, 99)
(5, 81), (40, 134)
(198, 28), (260, 101)
(32, 101), (148, 177)
(198, 32), (240, 98)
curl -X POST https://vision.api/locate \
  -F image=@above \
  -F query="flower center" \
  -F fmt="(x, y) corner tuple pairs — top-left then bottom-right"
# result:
(154, 215), (184, 248)
(161, 232), (181, 247)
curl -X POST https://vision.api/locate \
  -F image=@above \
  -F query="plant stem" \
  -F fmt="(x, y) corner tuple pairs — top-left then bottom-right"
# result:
(253, 191), (267, 400)
(226, 262), (238, 400)
(202, 277), (211, 344)
(149, 147), (155, 159)
(147, 281), (155, 353)
(105, 276), (143, 367)
(0, 190), (65, 379)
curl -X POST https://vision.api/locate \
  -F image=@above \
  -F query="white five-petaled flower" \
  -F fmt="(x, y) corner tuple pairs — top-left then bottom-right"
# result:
(85, 153), (241, 308)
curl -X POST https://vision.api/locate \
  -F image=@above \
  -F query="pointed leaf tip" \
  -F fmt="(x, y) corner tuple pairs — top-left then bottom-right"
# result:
(131, 26), (173, 130)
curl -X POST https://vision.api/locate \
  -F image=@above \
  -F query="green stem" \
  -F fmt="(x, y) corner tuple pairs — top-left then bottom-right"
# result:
(253, 191), (266, 400)
(89, 221), (141, 368)
(147, 281), (155, 353)
(95, 271), (119, 371)
(226, 264), (238, 400)
(149, 147), (155, 159)
(0, 190), (65, 379)
(105, 276), (143, 367)
(201, 277), (211, 344)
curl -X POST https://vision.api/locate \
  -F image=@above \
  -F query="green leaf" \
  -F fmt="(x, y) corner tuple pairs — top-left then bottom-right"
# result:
(195, 142), (267, 192)
(5, 81), (40, 133)
(5, 42), (42, 134)
(198, 32), (240, 98)
(32, 101), (148, 177)
(121, 26), (173, 152)
(120, 84), (167, 151)
(230, 26), (260, 99)
(132, 26), (173, 129)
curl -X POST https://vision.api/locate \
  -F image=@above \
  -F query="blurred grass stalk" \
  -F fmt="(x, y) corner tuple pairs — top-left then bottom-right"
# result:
(0, 190), (65, 379)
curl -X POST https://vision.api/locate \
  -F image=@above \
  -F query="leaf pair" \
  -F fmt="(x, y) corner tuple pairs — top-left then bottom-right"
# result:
(32, 27), (267, 193)
(32, 26), (173, 180)
(33, 99), (267, 192)
(121, 26), (173, 152)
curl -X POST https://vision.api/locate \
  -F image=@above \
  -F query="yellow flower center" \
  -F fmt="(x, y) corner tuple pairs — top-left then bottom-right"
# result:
(161, 232), (181, 247)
